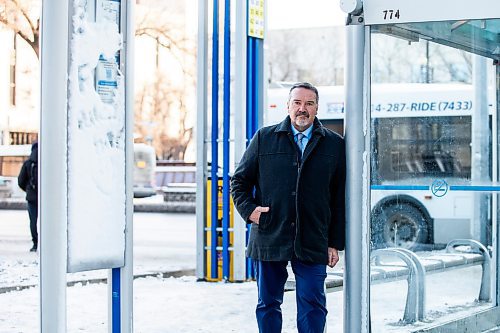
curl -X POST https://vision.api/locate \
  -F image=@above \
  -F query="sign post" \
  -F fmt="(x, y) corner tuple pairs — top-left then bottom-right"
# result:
(40, 0), (134, 331)
(40, 0), (69, 330)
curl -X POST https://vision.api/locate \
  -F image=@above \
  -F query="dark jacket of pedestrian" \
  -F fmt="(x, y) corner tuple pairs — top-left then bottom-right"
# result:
(231, 116), (346, 265)
(18, 142), (38, 203)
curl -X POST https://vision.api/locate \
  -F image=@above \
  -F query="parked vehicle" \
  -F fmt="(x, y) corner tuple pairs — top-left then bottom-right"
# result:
(133, 143), (157, 198)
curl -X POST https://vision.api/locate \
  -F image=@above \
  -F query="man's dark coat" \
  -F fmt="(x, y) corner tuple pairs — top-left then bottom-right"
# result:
(18, 142), (38, 203)
(231, 116), (346, 265)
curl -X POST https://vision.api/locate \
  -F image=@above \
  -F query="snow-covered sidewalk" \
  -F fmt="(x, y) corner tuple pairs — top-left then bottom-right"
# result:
(0, 210), (494, 332)
(1, 275), (345, 333)
(0, 268), (492, 333)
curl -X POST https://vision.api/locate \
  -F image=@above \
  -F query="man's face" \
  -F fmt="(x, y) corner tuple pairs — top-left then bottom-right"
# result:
(287, 87), (318, 131)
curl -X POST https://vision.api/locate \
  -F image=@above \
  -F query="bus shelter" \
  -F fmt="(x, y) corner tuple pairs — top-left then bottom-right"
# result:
(342, 1), (500, 332)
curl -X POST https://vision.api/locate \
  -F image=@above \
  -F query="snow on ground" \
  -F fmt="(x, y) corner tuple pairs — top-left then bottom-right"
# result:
(0, 209), (495, 332)
(0, 275), (344, 333)
(0, 268), (492, 333)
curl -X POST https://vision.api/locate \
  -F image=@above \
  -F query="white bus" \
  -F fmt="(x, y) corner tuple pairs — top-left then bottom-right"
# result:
(0, 143), (157, 199)
(266, 83), (496, 250)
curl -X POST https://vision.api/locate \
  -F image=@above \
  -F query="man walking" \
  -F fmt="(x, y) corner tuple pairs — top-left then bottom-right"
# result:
(18, 141), (38, 252)
(231, 82), (346, 332)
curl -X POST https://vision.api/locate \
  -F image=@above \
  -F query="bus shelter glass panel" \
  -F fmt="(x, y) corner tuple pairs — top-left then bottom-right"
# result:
(369, 19), (499, 332)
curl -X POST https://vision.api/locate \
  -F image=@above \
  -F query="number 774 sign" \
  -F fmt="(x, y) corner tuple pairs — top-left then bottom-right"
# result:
(364, 0), (500, 25)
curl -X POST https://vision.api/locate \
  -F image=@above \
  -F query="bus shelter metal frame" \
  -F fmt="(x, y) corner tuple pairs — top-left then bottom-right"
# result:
(343, 2), (500, 332)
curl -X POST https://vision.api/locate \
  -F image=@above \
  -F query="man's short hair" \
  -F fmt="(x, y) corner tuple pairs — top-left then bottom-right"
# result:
(288, 82), (319, 104)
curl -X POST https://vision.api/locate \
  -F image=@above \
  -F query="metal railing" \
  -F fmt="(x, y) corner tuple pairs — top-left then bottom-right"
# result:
(285, 239), (491, 324)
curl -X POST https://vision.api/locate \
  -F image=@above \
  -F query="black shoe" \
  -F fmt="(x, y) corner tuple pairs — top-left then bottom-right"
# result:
(30, 245), (37, 252)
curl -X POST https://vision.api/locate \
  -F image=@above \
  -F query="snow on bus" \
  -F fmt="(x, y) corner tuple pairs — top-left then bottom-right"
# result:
(266, 83), (496, 250)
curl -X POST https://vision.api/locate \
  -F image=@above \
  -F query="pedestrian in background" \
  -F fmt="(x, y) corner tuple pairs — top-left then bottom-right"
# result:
(18, 141), (38, 252)
(231, 82), (346, 333)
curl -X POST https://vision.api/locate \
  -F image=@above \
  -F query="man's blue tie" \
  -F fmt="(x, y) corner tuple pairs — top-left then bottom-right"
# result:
(296, 133), (305, 156)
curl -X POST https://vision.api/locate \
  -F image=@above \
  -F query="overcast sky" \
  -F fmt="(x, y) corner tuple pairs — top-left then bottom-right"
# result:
(267, 0), (347, 30)
(185, 1), (346, 32)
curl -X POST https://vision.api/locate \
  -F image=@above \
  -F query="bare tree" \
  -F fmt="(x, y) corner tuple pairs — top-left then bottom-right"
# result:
(135, 6), (195, 82)
(432, 47), (472, 83)
(134, 5), (196, 160)
(0, 0), (39, 57)
(371, 34), (472, 84)
(266, 27), (345, 86)
(371, 34), (421, 83)
(0, 1), (197, 76)
(135, 73), (193, 160)
(267, 30), (299, 82)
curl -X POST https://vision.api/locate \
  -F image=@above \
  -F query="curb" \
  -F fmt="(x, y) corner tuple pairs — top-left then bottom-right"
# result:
(134, 203), (195, 213)
(0, 268), (195, 294)
(0, 201), (26, 210)
(0, 201), (195, 213)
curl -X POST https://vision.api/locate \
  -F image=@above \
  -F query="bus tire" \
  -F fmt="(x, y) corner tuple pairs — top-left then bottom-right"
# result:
(371, 203), (429, 250)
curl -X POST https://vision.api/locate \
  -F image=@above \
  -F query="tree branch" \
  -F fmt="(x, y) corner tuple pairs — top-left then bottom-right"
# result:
(0, 0), (39, 58)
(15, 0), (36, 37)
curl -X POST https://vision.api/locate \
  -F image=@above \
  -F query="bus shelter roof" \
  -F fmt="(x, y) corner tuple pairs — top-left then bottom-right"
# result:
(372, 19), (500, 60)
(363, 0), (500, 60)
(364, 0), (500, 25)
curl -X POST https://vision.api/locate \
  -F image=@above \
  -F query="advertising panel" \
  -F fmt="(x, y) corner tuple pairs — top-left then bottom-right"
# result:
(67, 0), (125, 272)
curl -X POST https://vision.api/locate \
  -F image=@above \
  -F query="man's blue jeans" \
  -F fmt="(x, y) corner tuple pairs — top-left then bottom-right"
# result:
(254, 258), (327, 333)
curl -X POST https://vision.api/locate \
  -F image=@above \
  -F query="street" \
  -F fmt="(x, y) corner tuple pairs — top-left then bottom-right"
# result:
(0, 209), (196, 290)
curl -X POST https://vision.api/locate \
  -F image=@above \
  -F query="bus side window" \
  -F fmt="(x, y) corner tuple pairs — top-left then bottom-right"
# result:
(156, 173), (166, 187)
(165, 172), (175, 185)
(184, 172), (195, 183)
(174, 172), (184, 183)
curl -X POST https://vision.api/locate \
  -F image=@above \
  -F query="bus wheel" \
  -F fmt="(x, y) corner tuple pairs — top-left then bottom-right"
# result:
(371, 203), (429, 250)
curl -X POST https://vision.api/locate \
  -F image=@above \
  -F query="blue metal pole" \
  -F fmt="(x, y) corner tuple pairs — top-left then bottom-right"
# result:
(245, 36), (263, 279)
(245, 36), (257, 279)
(111, 268), (121, 333)
(253, 38), (263, 134)
(245, 36), (252, 279)
(222, 0), (231, 280)
(246, 37), (254, 141)
(211, 0), (220, 280)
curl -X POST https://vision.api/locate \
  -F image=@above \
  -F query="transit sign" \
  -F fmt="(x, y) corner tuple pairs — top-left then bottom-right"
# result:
(364, 0), (500, 25)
